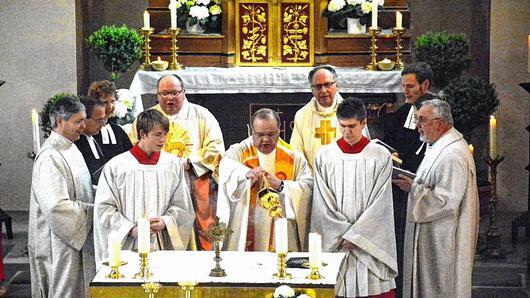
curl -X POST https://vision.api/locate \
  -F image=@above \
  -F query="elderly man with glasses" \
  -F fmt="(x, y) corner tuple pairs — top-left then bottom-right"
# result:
(75, 96), (109, 186)
(128, 74), (225, 251)
(217, 108), (312, 252)
(290, 65), (370, 170)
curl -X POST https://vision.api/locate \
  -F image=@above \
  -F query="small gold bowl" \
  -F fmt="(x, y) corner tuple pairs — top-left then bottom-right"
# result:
(151, 60), (169, 71)
(377, 60), (396, 71)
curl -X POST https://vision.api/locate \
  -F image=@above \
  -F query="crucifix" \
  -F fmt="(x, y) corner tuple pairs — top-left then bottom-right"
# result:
(314, 120), (336, 145)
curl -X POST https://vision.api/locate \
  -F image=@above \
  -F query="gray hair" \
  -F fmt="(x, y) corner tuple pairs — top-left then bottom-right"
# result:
(50, 96), (85, 128)
(251, 108), (280, 129)
(421, 98), (454, 125)
(308, 65), (338, 84)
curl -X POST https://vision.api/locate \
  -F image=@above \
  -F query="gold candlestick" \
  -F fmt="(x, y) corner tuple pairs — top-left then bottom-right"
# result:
(305, 266), (323, 280)
(139, 28), (154, 70)
(105, 262), (126, 279)
(366, 27), (382, 71)
(178, 281), (198, 298)
(169, 28), (183, 70)
(134, 252), (153, 279)
(272, 252), (292, 280)
(142, 281), (161, 298)
(392, 27), (406, 70)
(483, 155), (505, 258)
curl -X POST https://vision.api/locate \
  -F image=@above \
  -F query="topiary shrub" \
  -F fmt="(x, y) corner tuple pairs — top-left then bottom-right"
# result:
(413, 32), (473, 90)
(86, 25), (143, 81)
(40, 93), (79, 138)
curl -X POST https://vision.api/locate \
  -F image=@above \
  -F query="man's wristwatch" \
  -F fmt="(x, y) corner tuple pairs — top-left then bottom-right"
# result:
(277, 181), (284, 192)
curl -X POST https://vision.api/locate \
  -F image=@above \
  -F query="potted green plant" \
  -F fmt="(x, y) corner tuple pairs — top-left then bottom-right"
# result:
(177, 0), (222, 34)
(40, 93), (79, 138)
(413, 31), (472, 90)
(86, 25), (143, 81)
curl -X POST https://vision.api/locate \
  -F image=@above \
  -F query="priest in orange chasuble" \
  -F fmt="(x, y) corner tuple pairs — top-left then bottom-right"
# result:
(129, 75), (225, 250)
(217, 109), (313, 252)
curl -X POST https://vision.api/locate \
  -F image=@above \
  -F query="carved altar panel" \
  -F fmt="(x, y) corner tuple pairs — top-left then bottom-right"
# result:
(236, 0), (313, 66)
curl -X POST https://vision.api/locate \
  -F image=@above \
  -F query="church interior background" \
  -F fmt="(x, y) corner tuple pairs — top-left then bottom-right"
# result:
(0, 0), (528, 297)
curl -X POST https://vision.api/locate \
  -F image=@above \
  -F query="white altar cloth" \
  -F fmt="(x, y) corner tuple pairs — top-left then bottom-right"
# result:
(91, 250), (345, 286)
(129, 67), (402, 95)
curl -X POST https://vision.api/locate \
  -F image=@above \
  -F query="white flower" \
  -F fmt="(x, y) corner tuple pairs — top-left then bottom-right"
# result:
(175, 1), (182, 8)
(196, 0), (210, 5)
(112, 101), (128, 118)
(189, 5), (210, 20)
(297, 295), (312, 298)
(361, 1), (372, 13)
(273, 285), (295, 298)
(374, 0), (385, 6)
(347, 0), (363, 5)
(209, 4), (222, 15)
(327, 0), (346, 12)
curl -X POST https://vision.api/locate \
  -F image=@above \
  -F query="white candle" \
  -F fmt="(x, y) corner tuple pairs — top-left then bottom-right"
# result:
(108, 232), (121, 267)
(468, 144), (474, 155)
(371, 1), (378, 29)
(143, 11), (150, 30)
(489, 116), (497, 158)
(31, 109), (40, 153)
(396, 11), (402, 29)
(308, 233), (322, 268)
(169, 0), (177, 30)
(274, 218), (288, 253)
(137, 218), (150, 253)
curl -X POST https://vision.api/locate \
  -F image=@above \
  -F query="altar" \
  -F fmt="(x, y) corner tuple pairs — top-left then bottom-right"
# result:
(90, 250), (346, 298)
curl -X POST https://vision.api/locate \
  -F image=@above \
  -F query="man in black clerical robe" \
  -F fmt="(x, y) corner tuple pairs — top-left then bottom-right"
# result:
(75, 96), (108, 185)
(382, 62), (433, 298)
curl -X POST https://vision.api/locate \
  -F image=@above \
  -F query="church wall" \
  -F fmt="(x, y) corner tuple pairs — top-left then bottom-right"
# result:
(490, 0), (530, 212)
(0, 1), (78, 210)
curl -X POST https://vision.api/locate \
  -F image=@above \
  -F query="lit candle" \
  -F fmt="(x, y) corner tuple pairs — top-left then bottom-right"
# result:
(371, 1), (378, 29)
(489, 115), (497, 158)
(137, 218), (150, 253)
(308, 233), (322, 268)
(274, 218), (288, 253)
(143, 11), (150, 30)
(31, 109), (40, 153)
(169, 0), (177, 30)
(157, 56), (161, 61)
(395, 11), (402, 29)
(468, 144), (474, 155)
(108, 232), (121, 267)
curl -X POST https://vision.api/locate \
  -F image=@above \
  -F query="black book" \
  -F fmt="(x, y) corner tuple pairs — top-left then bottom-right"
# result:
(392, 166), (416, 180)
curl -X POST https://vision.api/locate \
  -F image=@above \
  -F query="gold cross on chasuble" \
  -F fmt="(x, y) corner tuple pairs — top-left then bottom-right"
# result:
(314, 120), (336, 145)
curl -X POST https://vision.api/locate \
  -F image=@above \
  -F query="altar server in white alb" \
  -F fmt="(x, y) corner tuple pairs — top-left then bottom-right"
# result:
(217, 108), (313, 252)
(311, 97), (397, 298)
(94, 109), (196, 266)
(393, 99), (479, 298)
(28, 96), (95, 298)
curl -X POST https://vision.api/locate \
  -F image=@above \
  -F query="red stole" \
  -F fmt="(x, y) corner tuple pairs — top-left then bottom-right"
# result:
(130, 144), (161, 164)
(241, 139), (295, 251)
(337, 136), (370, 154)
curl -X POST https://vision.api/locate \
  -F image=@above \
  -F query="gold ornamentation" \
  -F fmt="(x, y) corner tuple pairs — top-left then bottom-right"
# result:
(314, 120), (336, 145)
(272, 252), (292, 280)
(206, 217), (233, 277)
(164, 122), (192, 157)
(240, 4), (269, 63)
(258, 175), (282, 218)
(142, 281), (161, 298)
(281, 4), (310, 63)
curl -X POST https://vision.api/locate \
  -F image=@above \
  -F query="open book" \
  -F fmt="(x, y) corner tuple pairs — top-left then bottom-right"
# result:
(392, 166), (416, 179)
(372, 139), (402, 165)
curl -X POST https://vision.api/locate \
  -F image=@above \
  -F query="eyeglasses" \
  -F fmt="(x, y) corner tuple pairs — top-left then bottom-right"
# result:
(414, 116), (441, 125)
(253, 131), (279, 139)
(89, 118), (107, 125)
(158, 89), (184, 97)
(311, 81), (336, 90)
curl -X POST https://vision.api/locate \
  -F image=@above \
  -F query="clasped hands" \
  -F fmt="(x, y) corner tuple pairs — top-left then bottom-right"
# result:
(246, 167), (282, 190)
(130, 217), (166, 239)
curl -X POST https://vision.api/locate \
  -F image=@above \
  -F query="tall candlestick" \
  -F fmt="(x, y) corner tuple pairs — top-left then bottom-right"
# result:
(395, 11), (402, 29)
(138, 218), (150, 253)
(169, 0), (177, 30)
(308, 233), (322, 268)
(468, 144), (474, 155)
(275, 218), (288, 253)
(31, 109), (40, 153)
(371, 1), (378, 29)
(489, 115), (497, 158)
(143, 11), (150, 30)
(108, 232), (121, 267)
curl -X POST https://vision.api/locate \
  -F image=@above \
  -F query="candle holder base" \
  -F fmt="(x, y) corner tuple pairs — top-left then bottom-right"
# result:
(272, 253), (292, 280)
(392, 27), (406, 70)
(305, 266), (323, 280)
(134, 252), (153, 279)
(106, 265), (124, 279)
(169, 28), (183, 70)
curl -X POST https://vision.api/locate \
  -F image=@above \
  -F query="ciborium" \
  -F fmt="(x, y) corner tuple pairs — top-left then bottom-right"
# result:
(258, 177), (283, 218)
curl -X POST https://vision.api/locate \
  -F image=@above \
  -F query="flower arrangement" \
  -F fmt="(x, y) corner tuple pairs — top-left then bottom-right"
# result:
(273, 285), (312, 298)
(177, 0), (222, 33)
(323, 0), (384, 27)
(109, 89), (136, 127)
